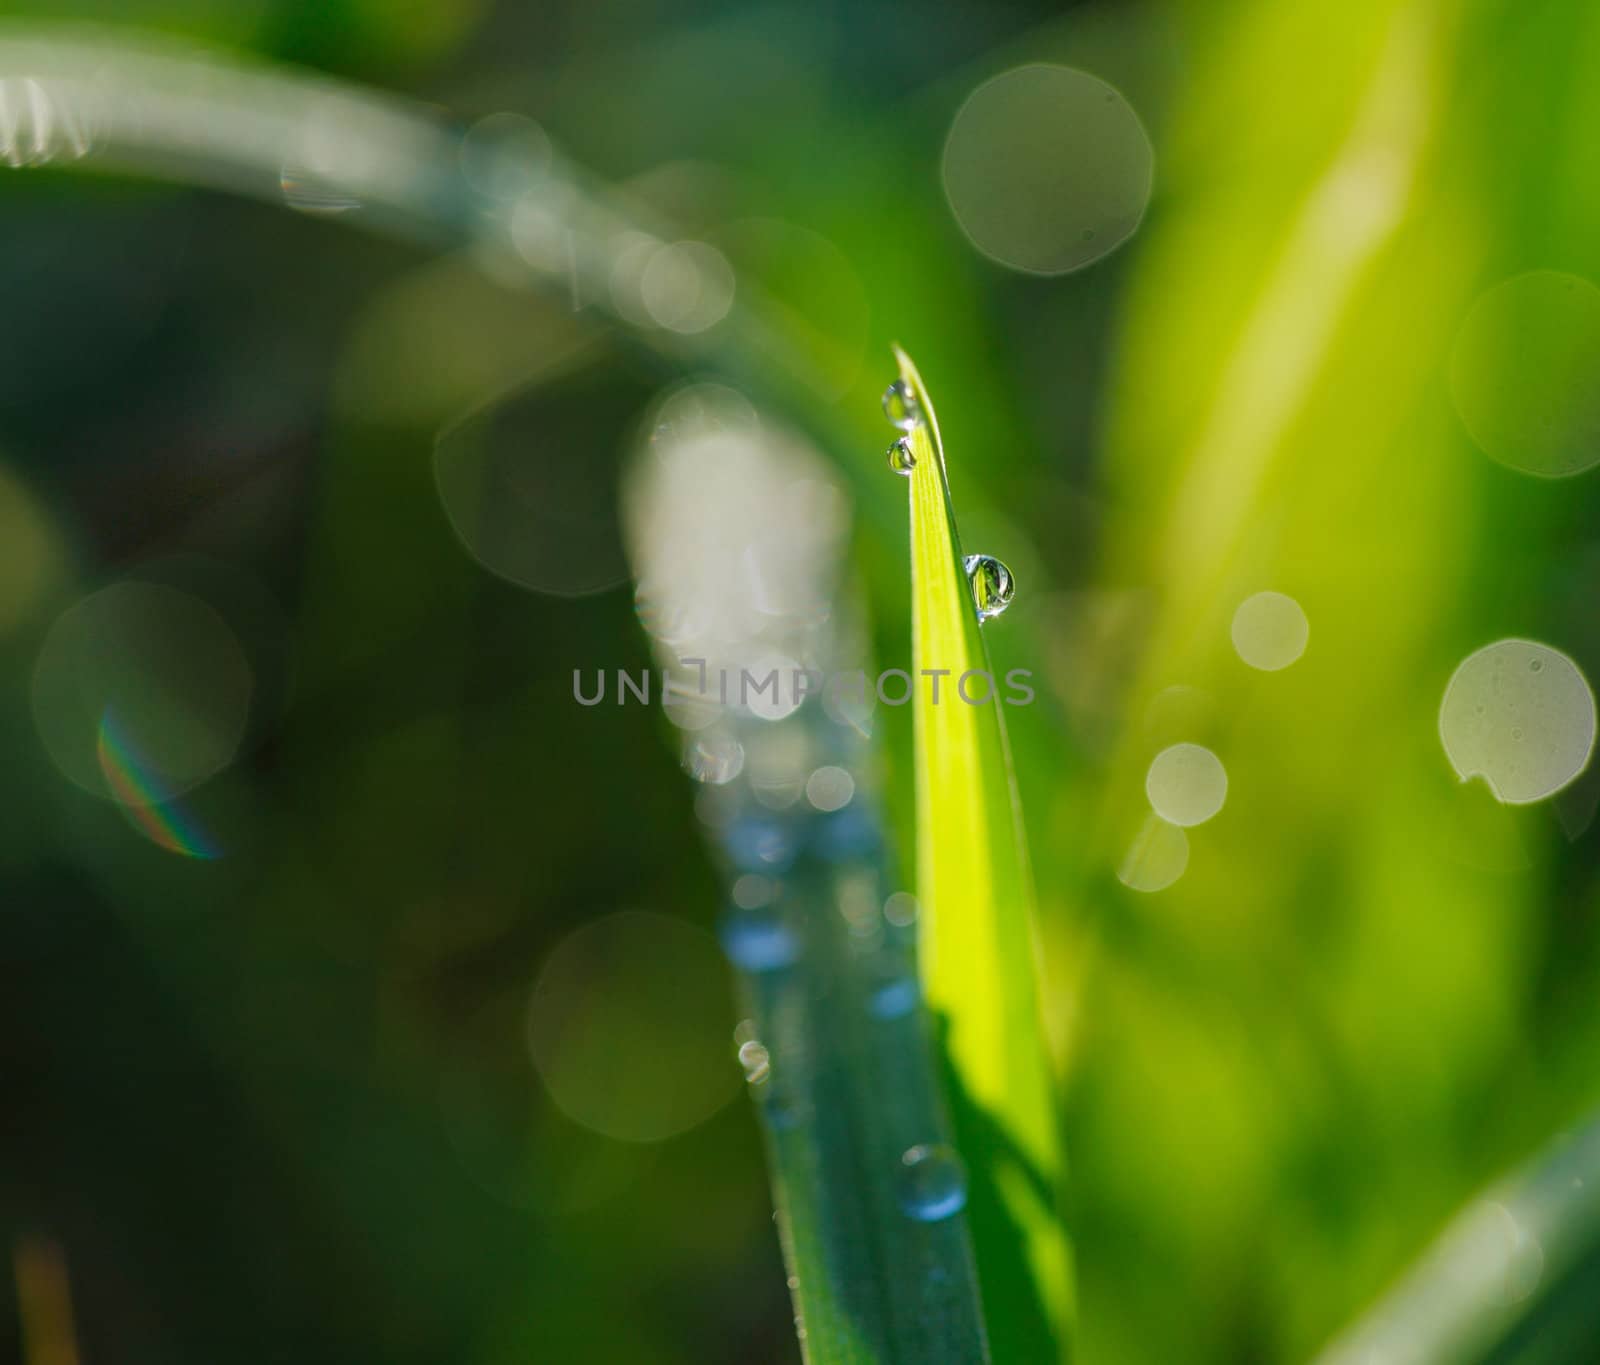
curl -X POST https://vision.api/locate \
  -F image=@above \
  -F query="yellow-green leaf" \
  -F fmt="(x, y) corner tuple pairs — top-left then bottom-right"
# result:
(897, 344), (1075, 1361)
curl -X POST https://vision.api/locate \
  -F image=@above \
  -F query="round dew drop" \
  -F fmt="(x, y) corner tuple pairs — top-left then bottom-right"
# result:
(963, 553), (1015, 622)
(718, 909), (799, 973)
(882, 379), (922, 433)
(897, 1144), (968, 1221)
(887, 436), (917, 476)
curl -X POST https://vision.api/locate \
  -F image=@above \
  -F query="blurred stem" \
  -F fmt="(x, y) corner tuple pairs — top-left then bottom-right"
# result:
(1314, 1116), (1600, 1365)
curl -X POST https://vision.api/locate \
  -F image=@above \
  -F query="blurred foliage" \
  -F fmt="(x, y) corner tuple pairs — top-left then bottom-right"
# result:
(5, 0), (1600, 1363)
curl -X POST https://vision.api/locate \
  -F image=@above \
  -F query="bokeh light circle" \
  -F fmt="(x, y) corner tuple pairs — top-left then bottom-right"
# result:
(1230, 591), (1309, 671)
(434, 374), (635, 598)
(1450, 271), (1600, 477)
(1145, 743), (1227, 827)
(640, 241), (735, 334)
(1438, 638), (1596, 804)
(1117, 812), (1189, 893)
(941, 64), (1153, 275)
(32, 582), (254, 800)
(526, 911), (738, 1143)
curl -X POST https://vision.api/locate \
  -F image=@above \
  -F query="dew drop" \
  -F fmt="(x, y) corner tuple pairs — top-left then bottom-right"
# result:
(737, 1038), (772, 1086)
(683, 731), (744, 784)
(869, 974), (919, 1020)
(724, 815), (798, 871)
(763, 1091), (804, 1130)
(883, 891), (919, 928)
(719, 909), (799, 972)
(963, 553), (1015, 622)
(882, 379), (922, 433)
(814, 805), (880, 862)
(897, 1144), (968, 1221)
(887, 436), (917, 476)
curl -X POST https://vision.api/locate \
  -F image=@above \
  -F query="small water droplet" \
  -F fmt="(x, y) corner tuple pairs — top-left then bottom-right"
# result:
(280, 166), (362, 216)
(897, 1144), (968, 1221)
(963, 554), (1015, 622)
(737, 1038), (772, 1085)
(883, 891), (919, 928)
(869, 974), (919, 1020)
(882, 379), (922, 433)
(887, 436), (917, 476)
(683, 731), (744, 784)
(719, 909), (799, 972)
(763, 1089), (805, 1130)
(1530, 658), (1544, 672)
(814, 805), (880, 862)
(724, 815), (797, 871)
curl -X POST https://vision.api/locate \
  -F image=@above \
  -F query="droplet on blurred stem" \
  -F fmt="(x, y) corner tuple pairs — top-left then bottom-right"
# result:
(963, 553), (1014, 622)
(683, 731), (744, 784)
(737, 1038), (772, 1086)
(718, 907), (799, 973)
(887, 436), (917, 475)
(897, 1144), (968, 1221)
(868, 970), (918, 1020)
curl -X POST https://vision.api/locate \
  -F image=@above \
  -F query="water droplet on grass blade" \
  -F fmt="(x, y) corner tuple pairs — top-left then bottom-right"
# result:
(882, 379), (921, 432)
(887, 436), (917, 475)
(963, 554), (1015, 621)
(719, 908), (799, 972)
(737, 1038), (772, 1085)
(897, 1144), (968, 1221)
(683, 731), (743, 784)
(724, 814), (797, 870)
(869, 972), (918, 1019)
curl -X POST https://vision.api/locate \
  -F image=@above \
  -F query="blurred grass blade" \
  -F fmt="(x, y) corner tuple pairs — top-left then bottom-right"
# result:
(1315, 1116), (1600, 1365)
(896, 345), (1074, 1361)
(624, 399), (990, 1363)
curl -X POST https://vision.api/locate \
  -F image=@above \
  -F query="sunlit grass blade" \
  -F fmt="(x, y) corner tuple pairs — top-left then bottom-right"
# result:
(896, 345), (1074, 1361)
(1314, 1114), (1600, 1365)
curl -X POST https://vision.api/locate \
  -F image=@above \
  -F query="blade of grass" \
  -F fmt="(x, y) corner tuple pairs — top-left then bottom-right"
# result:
(732, 843), (990, 1365)
(626, 411), (990, 1363)
(896, 344), (1074, 1361)
(1314, 1114), (1600, 1365)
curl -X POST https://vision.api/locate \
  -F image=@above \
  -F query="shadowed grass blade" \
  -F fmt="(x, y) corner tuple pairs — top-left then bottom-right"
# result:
(896, 344), (1074, 1361)
(624, 398), (990, 1363)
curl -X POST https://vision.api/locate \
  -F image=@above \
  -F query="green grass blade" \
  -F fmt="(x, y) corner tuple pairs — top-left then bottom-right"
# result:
(896, 345), (1074, 1361)
(734, 849), (991, 1365)
(625, 401), (990, 1363)
(1315, 1115), (1600, 1365)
